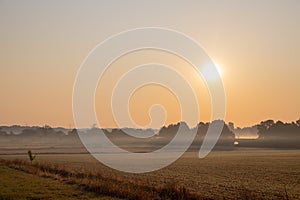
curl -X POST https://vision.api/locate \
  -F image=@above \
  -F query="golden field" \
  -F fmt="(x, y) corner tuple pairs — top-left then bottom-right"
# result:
(1, 148), (299, 199)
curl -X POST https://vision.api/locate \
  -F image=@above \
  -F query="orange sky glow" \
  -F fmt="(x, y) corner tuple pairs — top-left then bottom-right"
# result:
(0, 1), (299, 128)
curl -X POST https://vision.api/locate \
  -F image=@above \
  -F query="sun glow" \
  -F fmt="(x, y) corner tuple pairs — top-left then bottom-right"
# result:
(201, 61), (223, 82)
(214, 62), (223, 77)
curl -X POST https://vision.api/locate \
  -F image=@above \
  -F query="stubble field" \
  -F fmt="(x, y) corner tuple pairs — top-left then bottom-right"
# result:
(1, 148), (299, 199)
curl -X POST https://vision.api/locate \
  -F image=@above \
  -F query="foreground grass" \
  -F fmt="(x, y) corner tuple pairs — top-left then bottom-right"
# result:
(0, 159), (205, 200)
(0, 164), (116, 200)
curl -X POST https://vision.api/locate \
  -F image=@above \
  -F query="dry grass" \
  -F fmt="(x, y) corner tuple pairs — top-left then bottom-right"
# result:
(0, 158), (206, 200)
(0, 164), (116, 200)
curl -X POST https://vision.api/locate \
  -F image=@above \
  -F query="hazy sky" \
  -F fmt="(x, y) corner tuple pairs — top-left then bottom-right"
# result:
(1, 0), (300, 128)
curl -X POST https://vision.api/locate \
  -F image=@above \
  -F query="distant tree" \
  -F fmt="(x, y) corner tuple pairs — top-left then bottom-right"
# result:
(296, 119), (300, 127)
(275, 120), (284, 126)
(256, 119), (300, 148)
(68, 128), (78, 136)
(257, 120), (275, 138)
(258, 120), (274, 130)
(27, 150), (36, 164)
(228, 122), (234, 132)
(43, 124), (52, 130)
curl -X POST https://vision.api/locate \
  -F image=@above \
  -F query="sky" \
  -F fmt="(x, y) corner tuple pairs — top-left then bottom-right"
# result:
(0, 0), (300, 128)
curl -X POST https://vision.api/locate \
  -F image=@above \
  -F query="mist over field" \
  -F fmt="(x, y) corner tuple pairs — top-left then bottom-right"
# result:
(1, 119), (299, 151)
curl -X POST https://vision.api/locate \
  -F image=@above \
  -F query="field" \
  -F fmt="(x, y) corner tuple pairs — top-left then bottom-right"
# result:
(0, 148), (299, 199)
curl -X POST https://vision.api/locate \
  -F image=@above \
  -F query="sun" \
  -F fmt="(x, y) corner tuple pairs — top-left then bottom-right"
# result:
(201, 61), (223, 82)
(214, 62), (223, 77)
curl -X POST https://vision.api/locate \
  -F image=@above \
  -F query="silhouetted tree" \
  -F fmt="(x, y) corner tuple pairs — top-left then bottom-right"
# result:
(43, 124), (52, 130)
(256, 119), (300, 148)
(297, 119), (300, 127)
(228, 122), (234, 132)
(27, 150), (36, 164)
(257, 120), (275, 138)
(68, 128), (78, 136)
